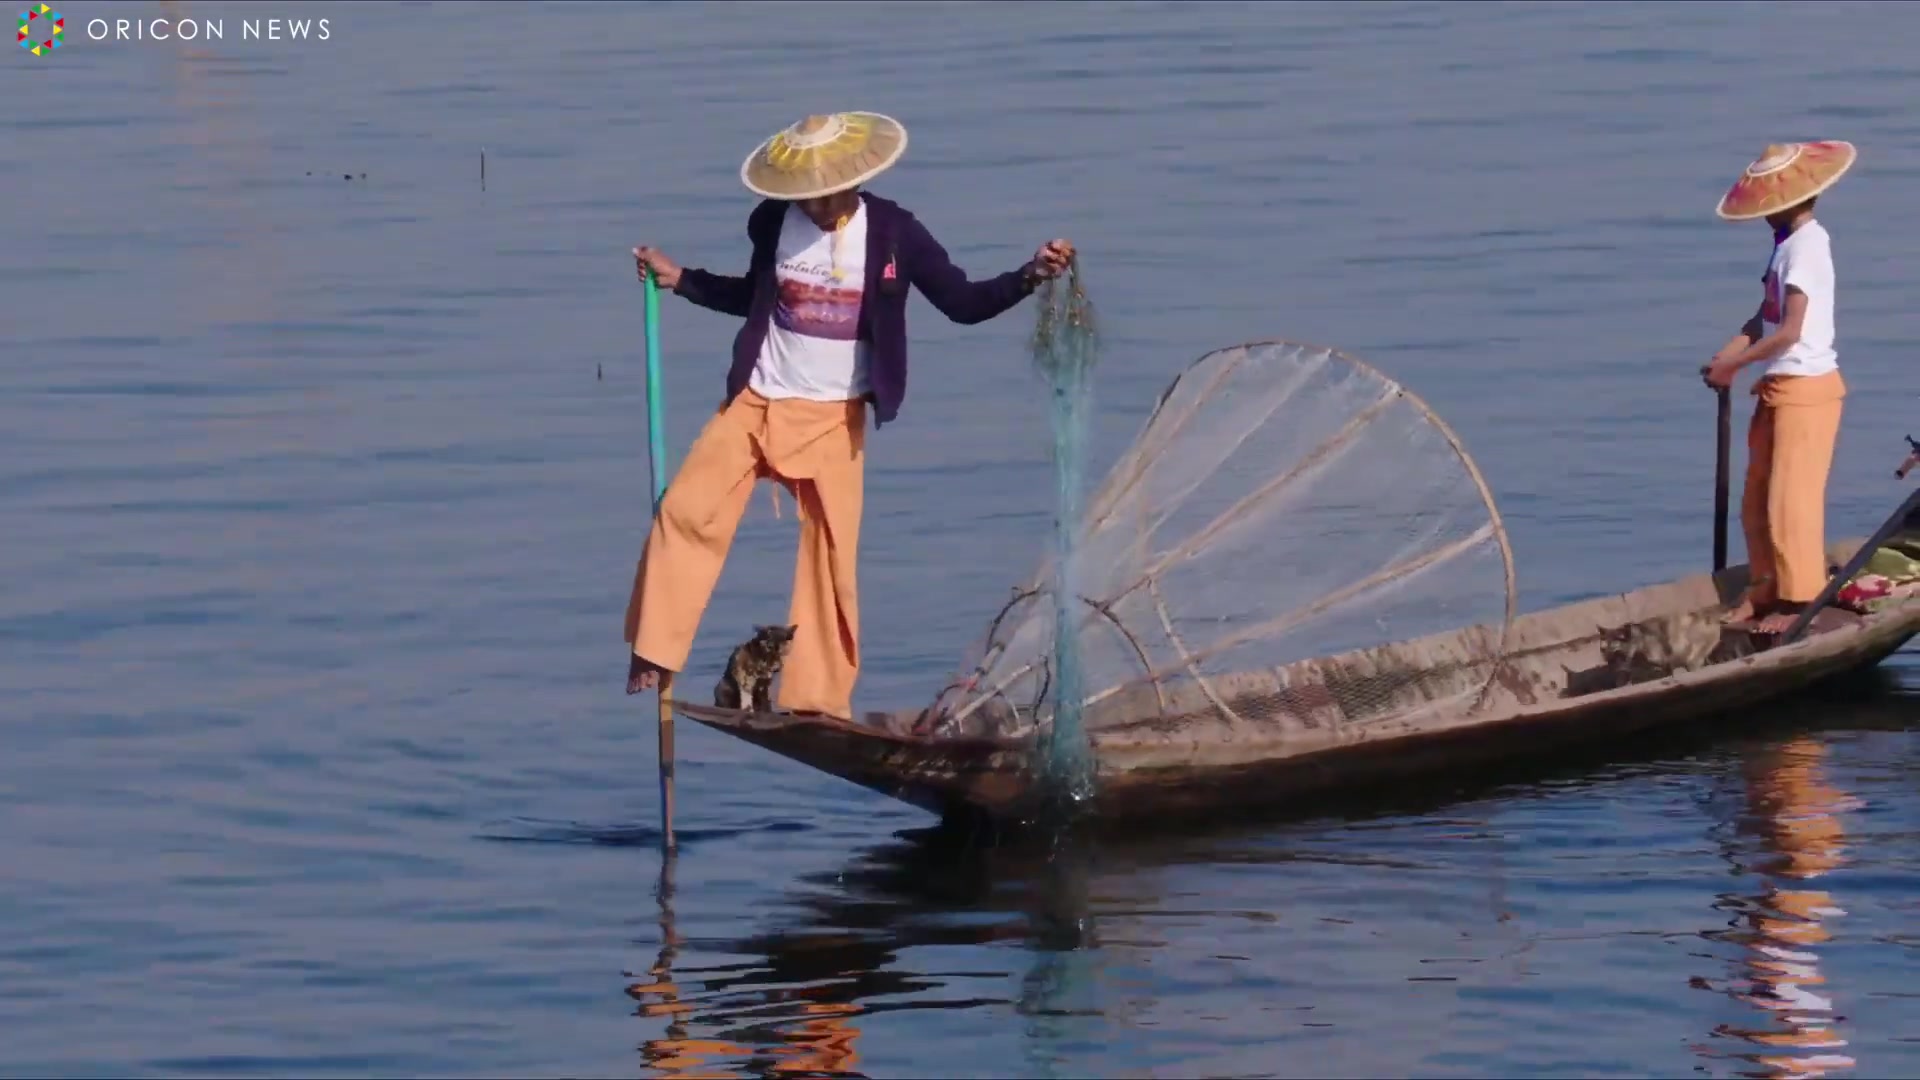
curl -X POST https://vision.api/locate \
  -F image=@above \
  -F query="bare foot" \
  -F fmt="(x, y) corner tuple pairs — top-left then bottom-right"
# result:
(627, 653), (669, 695)
(1753, 611), (1800, 636)
(1723, 593), (1762, 624)
(1722, 588), (1779, 626)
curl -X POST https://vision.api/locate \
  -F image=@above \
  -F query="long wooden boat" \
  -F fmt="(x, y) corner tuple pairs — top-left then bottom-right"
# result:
(675, 536), (1920, 831)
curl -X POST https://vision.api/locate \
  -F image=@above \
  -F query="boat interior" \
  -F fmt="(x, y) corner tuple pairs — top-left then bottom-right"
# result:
(834, 538), (1899, 750)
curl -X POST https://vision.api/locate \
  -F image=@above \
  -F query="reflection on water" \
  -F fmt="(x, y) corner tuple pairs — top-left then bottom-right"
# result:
(13, 1), (1920, 1074)
(625, 832), (1123, 1079)
(1699, 737), (1865, 1078)
(629, 838), (982, 1079)
(1014, 840), (1106, 1080)
(617, 682), (1917, 1079)
(630, 859), (744, 1077)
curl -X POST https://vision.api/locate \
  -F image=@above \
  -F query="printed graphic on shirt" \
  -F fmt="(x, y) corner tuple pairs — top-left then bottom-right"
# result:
(1761, 266), (1782, 323)
(772, 256), (862, 342)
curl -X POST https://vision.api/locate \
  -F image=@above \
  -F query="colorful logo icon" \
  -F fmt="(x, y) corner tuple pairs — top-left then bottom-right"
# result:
(17, 4), (62, 56)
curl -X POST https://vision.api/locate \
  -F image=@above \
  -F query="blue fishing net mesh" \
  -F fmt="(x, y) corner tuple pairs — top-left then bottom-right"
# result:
(1029, 259), (1099, 801)
(928, 340), (1519, 747)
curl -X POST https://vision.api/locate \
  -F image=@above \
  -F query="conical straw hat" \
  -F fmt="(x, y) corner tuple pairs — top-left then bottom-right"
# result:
(1715, 140), (1857, 221)
(740, 112), (908, 201)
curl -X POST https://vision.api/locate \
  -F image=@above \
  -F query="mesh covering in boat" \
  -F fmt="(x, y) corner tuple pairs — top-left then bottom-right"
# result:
(925, 340), (1518, 740)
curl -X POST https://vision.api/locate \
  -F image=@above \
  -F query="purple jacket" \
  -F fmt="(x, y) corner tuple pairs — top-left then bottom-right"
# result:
(672, 191), (1038, 427)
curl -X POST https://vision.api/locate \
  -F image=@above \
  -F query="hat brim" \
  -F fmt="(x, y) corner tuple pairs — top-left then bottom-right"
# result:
(1716, 140), (1857, 221)
(740, 113), (908, 201)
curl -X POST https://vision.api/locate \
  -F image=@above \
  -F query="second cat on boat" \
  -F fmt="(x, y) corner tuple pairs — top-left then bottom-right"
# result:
(714, 624), (797, 713)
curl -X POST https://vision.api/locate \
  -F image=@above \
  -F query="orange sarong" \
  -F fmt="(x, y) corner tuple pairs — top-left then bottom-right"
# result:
(623, 388), (865, 719)
(1742, 370), (1846, 605)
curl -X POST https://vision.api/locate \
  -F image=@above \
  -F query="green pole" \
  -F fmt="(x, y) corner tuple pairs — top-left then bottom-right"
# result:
(644, 269), (668, 508)
(642, 267), (676, 854)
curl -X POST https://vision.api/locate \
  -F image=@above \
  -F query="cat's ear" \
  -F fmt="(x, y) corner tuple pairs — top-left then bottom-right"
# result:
(784, 624), (798, 638)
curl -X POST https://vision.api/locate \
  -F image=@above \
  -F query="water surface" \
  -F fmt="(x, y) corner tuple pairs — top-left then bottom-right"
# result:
(5, 2), (1919, 1076)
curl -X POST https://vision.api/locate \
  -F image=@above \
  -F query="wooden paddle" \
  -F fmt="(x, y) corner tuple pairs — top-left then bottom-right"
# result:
(1714, 386), (1732, 573)
(642, 266), (677, 854)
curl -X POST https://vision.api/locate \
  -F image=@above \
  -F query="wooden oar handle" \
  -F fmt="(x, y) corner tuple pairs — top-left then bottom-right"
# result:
(1712, 388), (1732, 573)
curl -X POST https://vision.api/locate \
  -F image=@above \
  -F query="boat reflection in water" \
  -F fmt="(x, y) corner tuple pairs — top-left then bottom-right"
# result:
(620, 693), (1903, 1077)
(1700, 735), (1863, 1078)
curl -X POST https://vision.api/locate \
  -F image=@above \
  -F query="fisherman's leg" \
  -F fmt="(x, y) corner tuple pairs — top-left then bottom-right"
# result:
(624, 398), (766, 692)
(1732, 398), (1779, 622)
(774, 403), (866, 720)
(1760, 377), (1845, 631)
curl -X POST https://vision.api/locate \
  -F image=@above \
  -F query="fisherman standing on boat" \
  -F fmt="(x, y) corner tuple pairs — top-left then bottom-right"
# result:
(1703, 141), (1856, 637)
(623, 112), (1076, 719)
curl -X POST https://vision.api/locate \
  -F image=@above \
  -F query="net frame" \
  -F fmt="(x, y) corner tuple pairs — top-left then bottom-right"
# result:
(925, 339), (1520, 738)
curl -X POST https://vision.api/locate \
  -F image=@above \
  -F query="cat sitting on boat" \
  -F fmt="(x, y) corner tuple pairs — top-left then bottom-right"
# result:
(1559, 608), (1763, 697)
(1593, 607), (1759, 690)
(713, 624), (797, 714)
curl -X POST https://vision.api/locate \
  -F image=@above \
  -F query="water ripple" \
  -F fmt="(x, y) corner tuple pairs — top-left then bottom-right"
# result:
(6, 1), (1920, 1077)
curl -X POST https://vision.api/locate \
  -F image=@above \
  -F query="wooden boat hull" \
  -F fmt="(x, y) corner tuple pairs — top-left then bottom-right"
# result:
(675, 537), (1920, 829)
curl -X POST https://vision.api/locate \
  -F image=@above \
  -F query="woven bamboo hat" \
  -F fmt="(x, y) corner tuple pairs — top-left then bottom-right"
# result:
(1715, 140), (1857, 221)
(739, 112), (908, 201)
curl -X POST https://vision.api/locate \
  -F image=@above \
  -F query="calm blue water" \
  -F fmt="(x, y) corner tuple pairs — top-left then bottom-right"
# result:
(6, 1), (1919, 1076)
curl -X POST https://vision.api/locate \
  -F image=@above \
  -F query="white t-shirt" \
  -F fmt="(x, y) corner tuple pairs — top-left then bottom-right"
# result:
(748, 203), (871, 402)
(1759, 219), (1838, 378)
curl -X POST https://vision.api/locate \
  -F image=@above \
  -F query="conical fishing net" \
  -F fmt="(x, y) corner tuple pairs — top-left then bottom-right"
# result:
(927, 340), (1518, 743)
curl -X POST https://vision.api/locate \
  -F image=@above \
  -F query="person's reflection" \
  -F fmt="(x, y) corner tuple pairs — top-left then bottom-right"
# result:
(763, 999), (862, 1076)
(626, 905), (893, 1079)
(625, 831), (1010, 1078)
(623, 827), (1109, 1078)
(1710, 736), (1862, 1078)
(627, 859), (754, 1079)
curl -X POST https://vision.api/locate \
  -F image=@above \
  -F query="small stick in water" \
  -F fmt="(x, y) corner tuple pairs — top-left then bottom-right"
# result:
(481, 148), (486, 191)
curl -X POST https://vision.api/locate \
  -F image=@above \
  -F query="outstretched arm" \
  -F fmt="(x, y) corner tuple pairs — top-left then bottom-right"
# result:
(673, 264), (754, 318)
(904, 215), (1038, 326)
(633, 248), (753, 319)
(657, 202), (782, 319)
